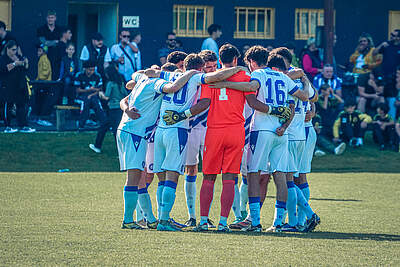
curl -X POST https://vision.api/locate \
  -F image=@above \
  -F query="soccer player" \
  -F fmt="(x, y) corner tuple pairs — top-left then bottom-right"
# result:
(184, 50), (218, 227)
(167, 51), (187, 72)
(152, 54), (245, 231)
(117, 68), (198, 230)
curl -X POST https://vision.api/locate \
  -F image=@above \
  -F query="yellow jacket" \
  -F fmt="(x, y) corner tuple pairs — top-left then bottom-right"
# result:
(333, 110), (372, 138)
(349, 47), (382, 74)
(37, 54), (52, 81)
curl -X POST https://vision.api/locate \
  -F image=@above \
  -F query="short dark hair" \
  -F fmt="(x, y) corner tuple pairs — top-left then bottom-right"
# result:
(161, 63), (178, 72)
(166, 32), (176, 39)
(132, 31), (141, 39)
(207, 24), (221, 35)
(377, 103), (389, 114)
(184, 53), (205, 70)
(0, 20), (6, 30)
(198, 50), (218, 63)
(344, 100), (357, 108)
(83, 60), (96, 69)
(270, 47), (292, 65)
(267, 54), (287, 71)
(167, 51), (187, 64)
(219, 44), (240, 64)
(47, 10), (56, 16)
(61, 27), (71, 35)
(244, 45), (268, 66)
(91, 32), (103, 41)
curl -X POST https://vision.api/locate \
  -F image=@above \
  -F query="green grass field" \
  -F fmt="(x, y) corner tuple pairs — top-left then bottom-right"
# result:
(1, 133), (400, 266)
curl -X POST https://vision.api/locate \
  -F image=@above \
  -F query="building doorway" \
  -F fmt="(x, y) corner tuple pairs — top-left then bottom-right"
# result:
(67, 2), (118, 59)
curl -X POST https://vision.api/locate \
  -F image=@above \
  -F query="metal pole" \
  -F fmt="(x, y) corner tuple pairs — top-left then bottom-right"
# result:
(324, 0), (334, 64)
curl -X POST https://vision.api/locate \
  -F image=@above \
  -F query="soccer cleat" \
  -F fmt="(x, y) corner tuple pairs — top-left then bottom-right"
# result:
(121, 221), (144, 230)
(304, 213), (321, 232)
(36, 119), (53, 127)
(20, 127), (36, 133)
(217, 224), (231, 232)
(241, 211), (248, 220)
(192, 223), (208, 232)
(89, 144), (101, 153)
(207, 219), (216, 228)
(314, 149), (326, 157)
(169, 218), (186, 228)
(157, 220), (182, 231)
(280, 223), (300, 232)
(334, 142), (346, 155)
(229, 217), (243, 226)
(146, 220), (158, 229)
(137, 219), (147, 228)
(265, 225), (282, 233)
(184, 218), (196, 227)
(243, 224), (262, 232)
(3, 127), (18, 133)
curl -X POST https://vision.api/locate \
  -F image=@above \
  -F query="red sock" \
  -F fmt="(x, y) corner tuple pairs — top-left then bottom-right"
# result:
(220, 180), (235, 218)
(200, 179), (215, 217)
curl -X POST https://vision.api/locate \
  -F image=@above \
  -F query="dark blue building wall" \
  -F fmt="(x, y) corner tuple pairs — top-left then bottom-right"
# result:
(8, 0), (400, 76)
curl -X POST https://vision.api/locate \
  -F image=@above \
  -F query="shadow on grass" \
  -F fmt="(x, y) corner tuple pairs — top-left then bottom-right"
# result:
(265, 196), (362, 202)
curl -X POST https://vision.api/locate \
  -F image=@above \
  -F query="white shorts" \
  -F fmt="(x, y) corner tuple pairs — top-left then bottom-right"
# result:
(247, 131), (288, 173)
(286, 140), (306, 173)
(186, 127), (206, 166)
(116, 130), (147, 171)
(146, 141), (155, 174)
(153, 127), (189, 175)
(298, 126), (317, 174)
(241, 144), (269, 176)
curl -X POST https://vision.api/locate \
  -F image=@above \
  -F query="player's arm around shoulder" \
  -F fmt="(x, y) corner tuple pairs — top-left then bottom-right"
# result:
(203, 66), (245, 84)
(161, 70), (199, 93)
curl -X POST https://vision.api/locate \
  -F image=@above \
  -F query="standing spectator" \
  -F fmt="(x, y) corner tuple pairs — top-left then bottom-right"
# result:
(89, 63), (128, 153)
(201, 24), (222, 68)
(74, 60), (106, 131)
(36, 44), (52, 81)
(0, 40), (35, 133)
(373, 29), (400, 119)
(59, 43), (79, 104)
(283, 42), (300, 68)
(158, 32), (181, 66)
(301, 37), (323, 80)
(80, 32), (111, 81)
(349, 33), (382, 75)
(166, 51), (187, 71)
(313, 64), (343, 97)
(238, 45), (250, 66)
(131, 32), (142, 71)
(36, 10), (62, 80)
(357, 69), (385, 114)
(54, 27), (72, 78)
(373, 103), (396, 150)
(0, 20), (17, 53)
(110, 30), (139, 82)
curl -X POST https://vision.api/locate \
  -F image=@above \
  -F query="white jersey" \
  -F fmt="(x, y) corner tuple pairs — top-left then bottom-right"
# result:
(304, 102), (313, 127)
(287, 78), (307, 141)
(250, 68), (299, 133)
(189, 88), (209, 130)
(118, 73), (167, 137)
(244, 102), (254, 145)
(158, 71), (206, 129)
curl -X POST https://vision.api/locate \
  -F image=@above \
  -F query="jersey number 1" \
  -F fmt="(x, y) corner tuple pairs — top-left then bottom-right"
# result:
(219, 88), (228, 101)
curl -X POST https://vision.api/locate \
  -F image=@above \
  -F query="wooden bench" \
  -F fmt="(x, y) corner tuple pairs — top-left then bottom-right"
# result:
(54, 105), (80, 131)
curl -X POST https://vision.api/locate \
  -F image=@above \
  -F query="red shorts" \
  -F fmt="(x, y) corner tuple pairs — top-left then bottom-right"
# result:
(202, 126), (245, 174)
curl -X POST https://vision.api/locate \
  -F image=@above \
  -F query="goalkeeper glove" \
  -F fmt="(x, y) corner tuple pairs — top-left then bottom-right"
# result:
(269, 106), (292, 120)
(163, 109), (192, 125)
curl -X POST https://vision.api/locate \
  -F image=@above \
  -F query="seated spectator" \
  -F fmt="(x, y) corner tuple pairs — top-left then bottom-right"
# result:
(158, 32), (182, 66)
(313, 64), (343, 97)
(373, 103), (397, 150)
(313, 113), (346, 156)
(74, 60), (106, 131)
(301, 37), (323, 80)
(59, 43), (79, 104)
(349, 33), (382, 74)
(357, 69), (385, 114)
(166, 51), (187, 71)
(333, 101), (372, 147)
(316, 83), (344, 137)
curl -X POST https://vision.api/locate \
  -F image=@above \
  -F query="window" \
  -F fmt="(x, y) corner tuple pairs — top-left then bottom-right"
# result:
(0, 0), (11, 29)
(173, 5), (213, 38)
(389, 11), (400, 38)
(295, 9), (324, 40)
(234, 7), (275, 39)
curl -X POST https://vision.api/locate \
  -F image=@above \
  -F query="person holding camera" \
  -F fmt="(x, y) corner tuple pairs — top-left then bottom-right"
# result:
(373, 29), (400, 119)
(0, 40), (35, 133)
(350, 33), (382, 75)
(357, 68), (385, 114)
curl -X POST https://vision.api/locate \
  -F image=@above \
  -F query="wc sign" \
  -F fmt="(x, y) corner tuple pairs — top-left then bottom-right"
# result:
(122, 16), (139, 28)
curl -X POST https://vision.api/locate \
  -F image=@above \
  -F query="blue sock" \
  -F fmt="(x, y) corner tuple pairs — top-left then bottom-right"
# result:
(295, 184), (314, 219)
(184, 175), (197, 219)
(249, 197), (261, 226)
(297, 183), (310, 225)
(219, 216), (228, 226)
(138, 188), (157, 223)
(232, 177), (241, 219)
(123, 186), (138, 223)
(160, 181), (177, 221)
(273, 200), (286, 226)
(287, 181), (298, 226)
(156, 181), (165, 219)
(240, 178), (248, 213)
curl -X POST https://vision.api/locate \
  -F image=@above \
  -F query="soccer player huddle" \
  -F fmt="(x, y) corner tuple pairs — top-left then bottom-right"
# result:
(117, 43), (321, 233)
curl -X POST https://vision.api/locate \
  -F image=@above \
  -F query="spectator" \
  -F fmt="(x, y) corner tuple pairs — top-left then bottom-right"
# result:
(333, 101), (372, 147)
(74, 60), (106, 131)
(0, 20), (17, 54)
(158, 32), (181, 66)
(131, 32), (142, 71)
(37, 44), (52, 81)
(37, 10), (62, 80)
(59, 43), (79, 104)
(201, 24), (222, 68)
(316, 83), (344, 137)
(313, 112), (346, 156)
(238, 44), (250, 66)
(80, 32), (111, 81)
(313, 64), (343, 97)
(0, 40), (35, 133)
(373, 29), (400, 119)
(301, 37), (323, 80)
(357, 69), (385, 114)
(54, 27), (72, 78)
(373, 103), (396, 150)
(283, 42), (300, 68)
(110, 30), (139, 82)
(166, 51), (187, 71)
(89, 63), (128, 153)
(349, 33), (382, 75)
(266, 45), (274, 52)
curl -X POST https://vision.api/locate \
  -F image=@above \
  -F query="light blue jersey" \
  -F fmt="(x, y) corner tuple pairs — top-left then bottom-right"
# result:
(118, 72), (168, 137)
(287, 78), (308, 141)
